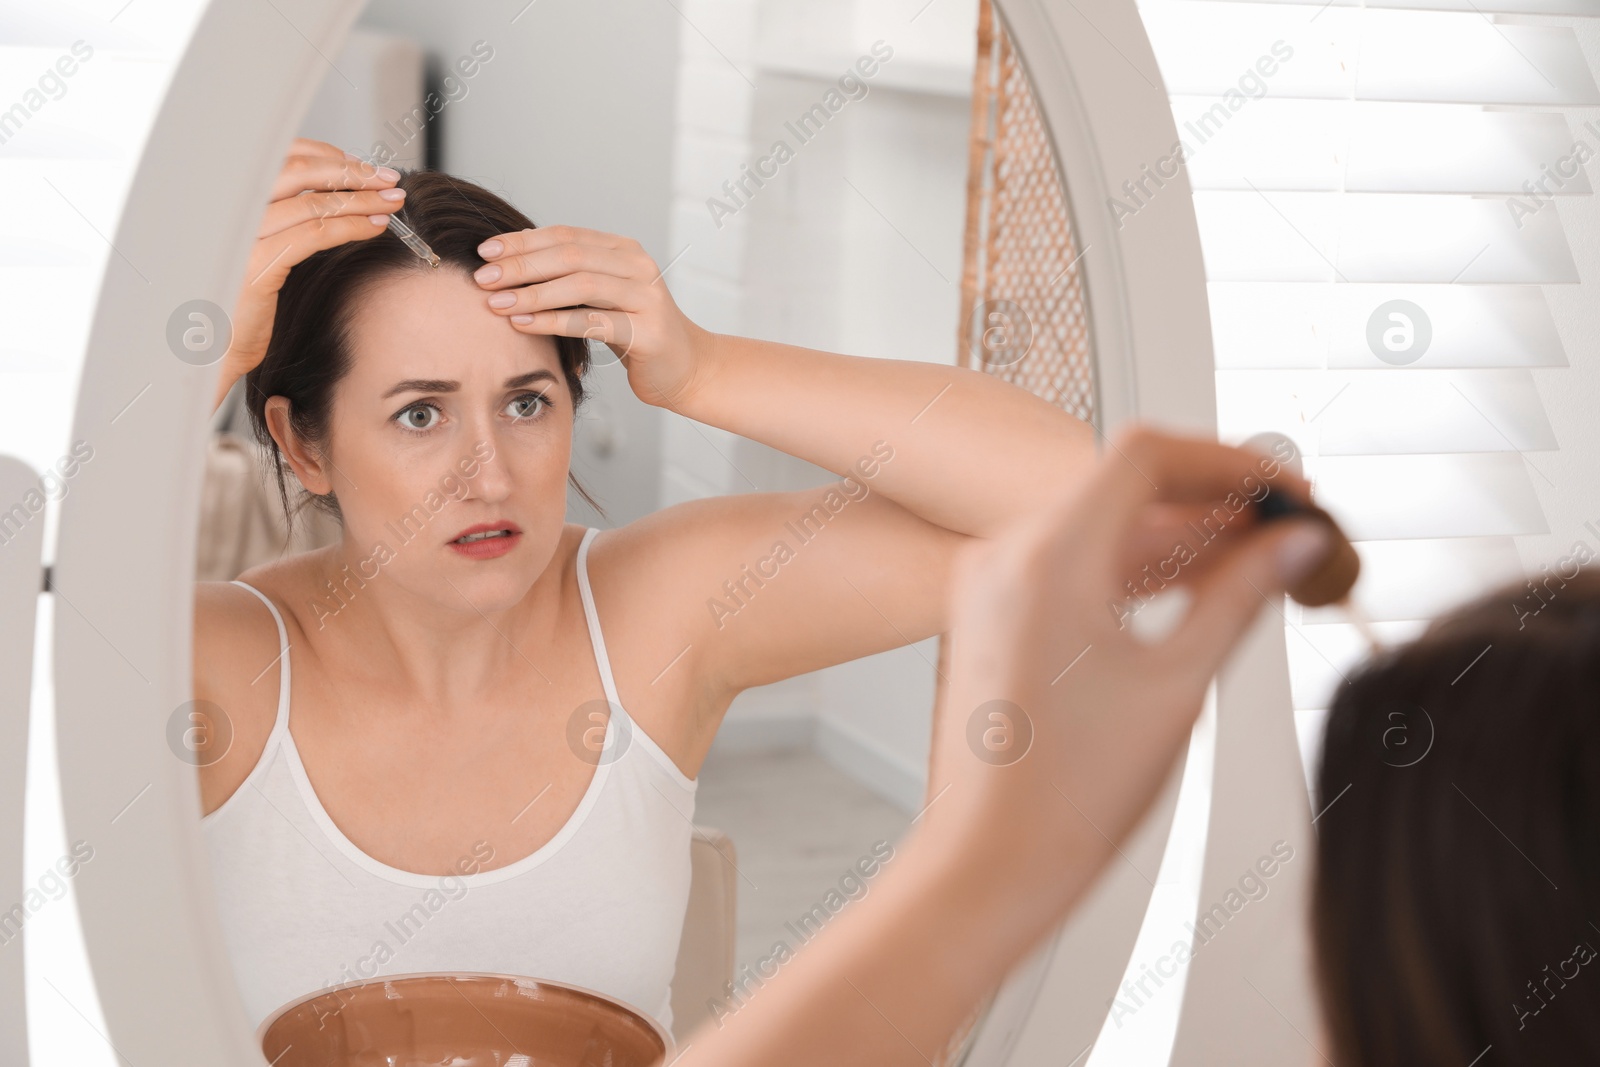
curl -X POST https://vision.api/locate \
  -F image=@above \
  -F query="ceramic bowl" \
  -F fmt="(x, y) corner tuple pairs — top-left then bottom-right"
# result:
(256, 970), (671, 1067)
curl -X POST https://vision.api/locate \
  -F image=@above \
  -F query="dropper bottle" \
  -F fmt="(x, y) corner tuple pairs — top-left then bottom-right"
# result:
(346, 150), (440, 268)
(1255, 485), (1382, 654)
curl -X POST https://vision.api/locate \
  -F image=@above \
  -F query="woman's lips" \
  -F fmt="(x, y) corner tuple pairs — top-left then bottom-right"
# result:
(448, 522), (522, 560)
(448, 531), (520, 560)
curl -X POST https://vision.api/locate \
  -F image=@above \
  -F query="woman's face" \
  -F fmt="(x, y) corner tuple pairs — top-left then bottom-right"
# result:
(307, 265), (576, 615)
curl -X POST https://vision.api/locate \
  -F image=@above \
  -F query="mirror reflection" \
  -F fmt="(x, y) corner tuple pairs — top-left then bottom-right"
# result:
(188, 0), (1093, 1051)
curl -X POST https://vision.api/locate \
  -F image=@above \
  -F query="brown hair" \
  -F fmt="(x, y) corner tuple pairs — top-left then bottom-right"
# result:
(243, 168), (604, 531)
(1314, 565), (1600, 1064)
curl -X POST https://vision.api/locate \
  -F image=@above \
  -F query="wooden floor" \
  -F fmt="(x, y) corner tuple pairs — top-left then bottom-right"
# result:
(693, 746), (913, 979)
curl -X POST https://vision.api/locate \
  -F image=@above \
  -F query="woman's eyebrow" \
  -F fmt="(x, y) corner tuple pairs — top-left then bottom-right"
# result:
(383, 378), (455, 399)
(505, 370), (558, 390)
(382, 370), (558, 399)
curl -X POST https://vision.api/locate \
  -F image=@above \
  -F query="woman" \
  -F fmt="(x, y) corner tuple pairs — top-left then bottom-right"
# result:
(672, 433), (1600, 1066)
(193, 137), (1097, 1032)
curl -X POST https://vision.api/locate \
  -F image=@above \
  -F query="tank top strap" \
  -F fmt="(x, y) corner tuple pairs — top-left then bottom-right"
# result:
(574, 528), (697, 791)
(229, 579), (292, 741)
(574, 527), (623, 709)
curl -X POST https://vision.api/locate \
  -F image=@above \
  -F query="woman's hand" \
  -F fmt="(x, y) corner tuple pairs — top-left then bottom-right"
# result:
(469, 225), (714, 410)
(668, 425), (1339, 1067)
(926, 425), (1332, 936)
(214, 137), (408, 411)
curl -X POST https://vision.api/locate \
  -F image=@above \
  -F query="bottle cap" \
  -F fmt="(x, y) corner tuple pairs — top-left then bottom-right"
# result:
(1254, 487), (1360, 607)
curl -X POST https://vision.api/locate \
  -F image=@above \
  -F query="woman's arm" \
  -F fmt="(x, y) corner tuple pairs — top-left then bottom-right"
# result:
(664, 426), (1336, 1066)
(663, 808), (1075, 1066)
(470, 227), (1099, 748)
(669, 331), (1096, 540)
(474, 226), (1094, 541)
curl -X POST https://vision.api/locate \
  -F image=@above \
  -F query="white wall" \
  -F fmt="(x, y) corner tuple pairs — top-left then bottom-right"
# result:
(664, 0), (978, 811)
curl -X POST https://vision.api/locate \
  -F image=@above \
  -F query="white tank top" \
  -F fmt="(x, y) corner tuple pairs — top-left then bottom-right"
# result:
(200, 527), (697, 1035)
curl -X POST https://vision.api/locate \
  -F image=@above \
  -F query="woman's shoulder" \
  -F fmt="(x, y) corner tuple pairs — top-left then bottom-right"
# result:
(190, 564), (309, 815)
(195, 549), (332, 686)
(191, 589), (280, 816)
(572, 516), (724, 716)
(193, 549), (341, 814)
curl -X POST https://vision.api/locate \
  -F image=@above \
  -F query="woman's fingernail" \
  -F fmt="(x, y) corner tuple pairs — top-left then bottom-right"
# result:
(478, 239), (503, 258)
(511, 314), (534, 325)
(376, 166), (401, 181)
(1276, 522), (1333, 586)
(488, 292), (517, 308)
(475, 264), (501, 284)
(369, 214), (390, 226)
(378, 187), (406, 201)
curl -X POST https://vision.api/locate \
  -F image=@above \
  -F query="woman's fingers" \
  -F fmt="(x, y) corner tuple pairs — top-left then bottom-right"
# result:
(1121, 501), (1254, 560)
(241, 211), (392, 292)
(285, 136), (346, 160)
(1114, 496), (1297, 592)
(1166, 516), (1333, 665)
(1112, 426), (1309, 507)
(268, 149), (399, 202)
(472, 228), (668, 340)
(477, 223), (634, 259)
(1037, 426), (1311, 562)
(505, 307), (637, 349)
(257, 187), (405, 240)
(1004, 428), (1316, 628)
(214, 139), (402, 398)
(474, 243), (646, 289)
(482, 271), (634, 316)
(222, 209), (393, 376)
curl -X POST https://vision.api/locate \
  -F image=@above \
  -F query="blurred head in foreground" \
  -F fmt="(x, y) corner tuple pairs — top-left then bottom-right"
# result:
(1314, 567), (1600, 1064)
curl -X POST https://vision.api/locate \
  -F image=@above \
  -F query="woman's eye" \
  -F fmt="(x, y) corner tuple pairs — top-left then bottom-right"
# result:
(506, 393), (548, 421)
(397, 403), (441, 431)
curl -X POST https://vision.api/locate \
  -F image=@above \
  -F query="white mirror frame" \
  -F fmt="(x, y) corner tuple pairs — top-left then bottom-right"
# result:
(2, 456), (46, 1065)
(54, 2), (368, 1062)
(50, 0), (1315, 1062)
(959, 5), (1318, 1062)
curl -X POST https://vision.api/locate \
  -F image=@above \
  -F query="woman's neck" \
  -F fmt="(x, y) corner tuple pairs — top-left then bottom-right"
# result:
(295, 537), (566, 718)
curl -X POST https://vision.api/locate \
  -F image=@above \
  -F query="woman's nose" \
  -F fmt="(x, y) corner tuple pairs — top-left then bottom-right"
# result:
(465, 437), (514, 502)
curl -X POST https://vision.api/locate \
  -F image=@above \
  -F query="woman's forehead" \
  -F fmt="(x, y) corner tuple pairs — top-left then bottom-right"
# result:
(343, 265), (562, 384)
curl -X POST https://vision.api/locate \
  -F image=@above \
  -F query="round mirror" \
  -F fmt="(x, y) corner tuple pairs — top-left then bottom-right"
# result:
(49, 0), (1246, 1064)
